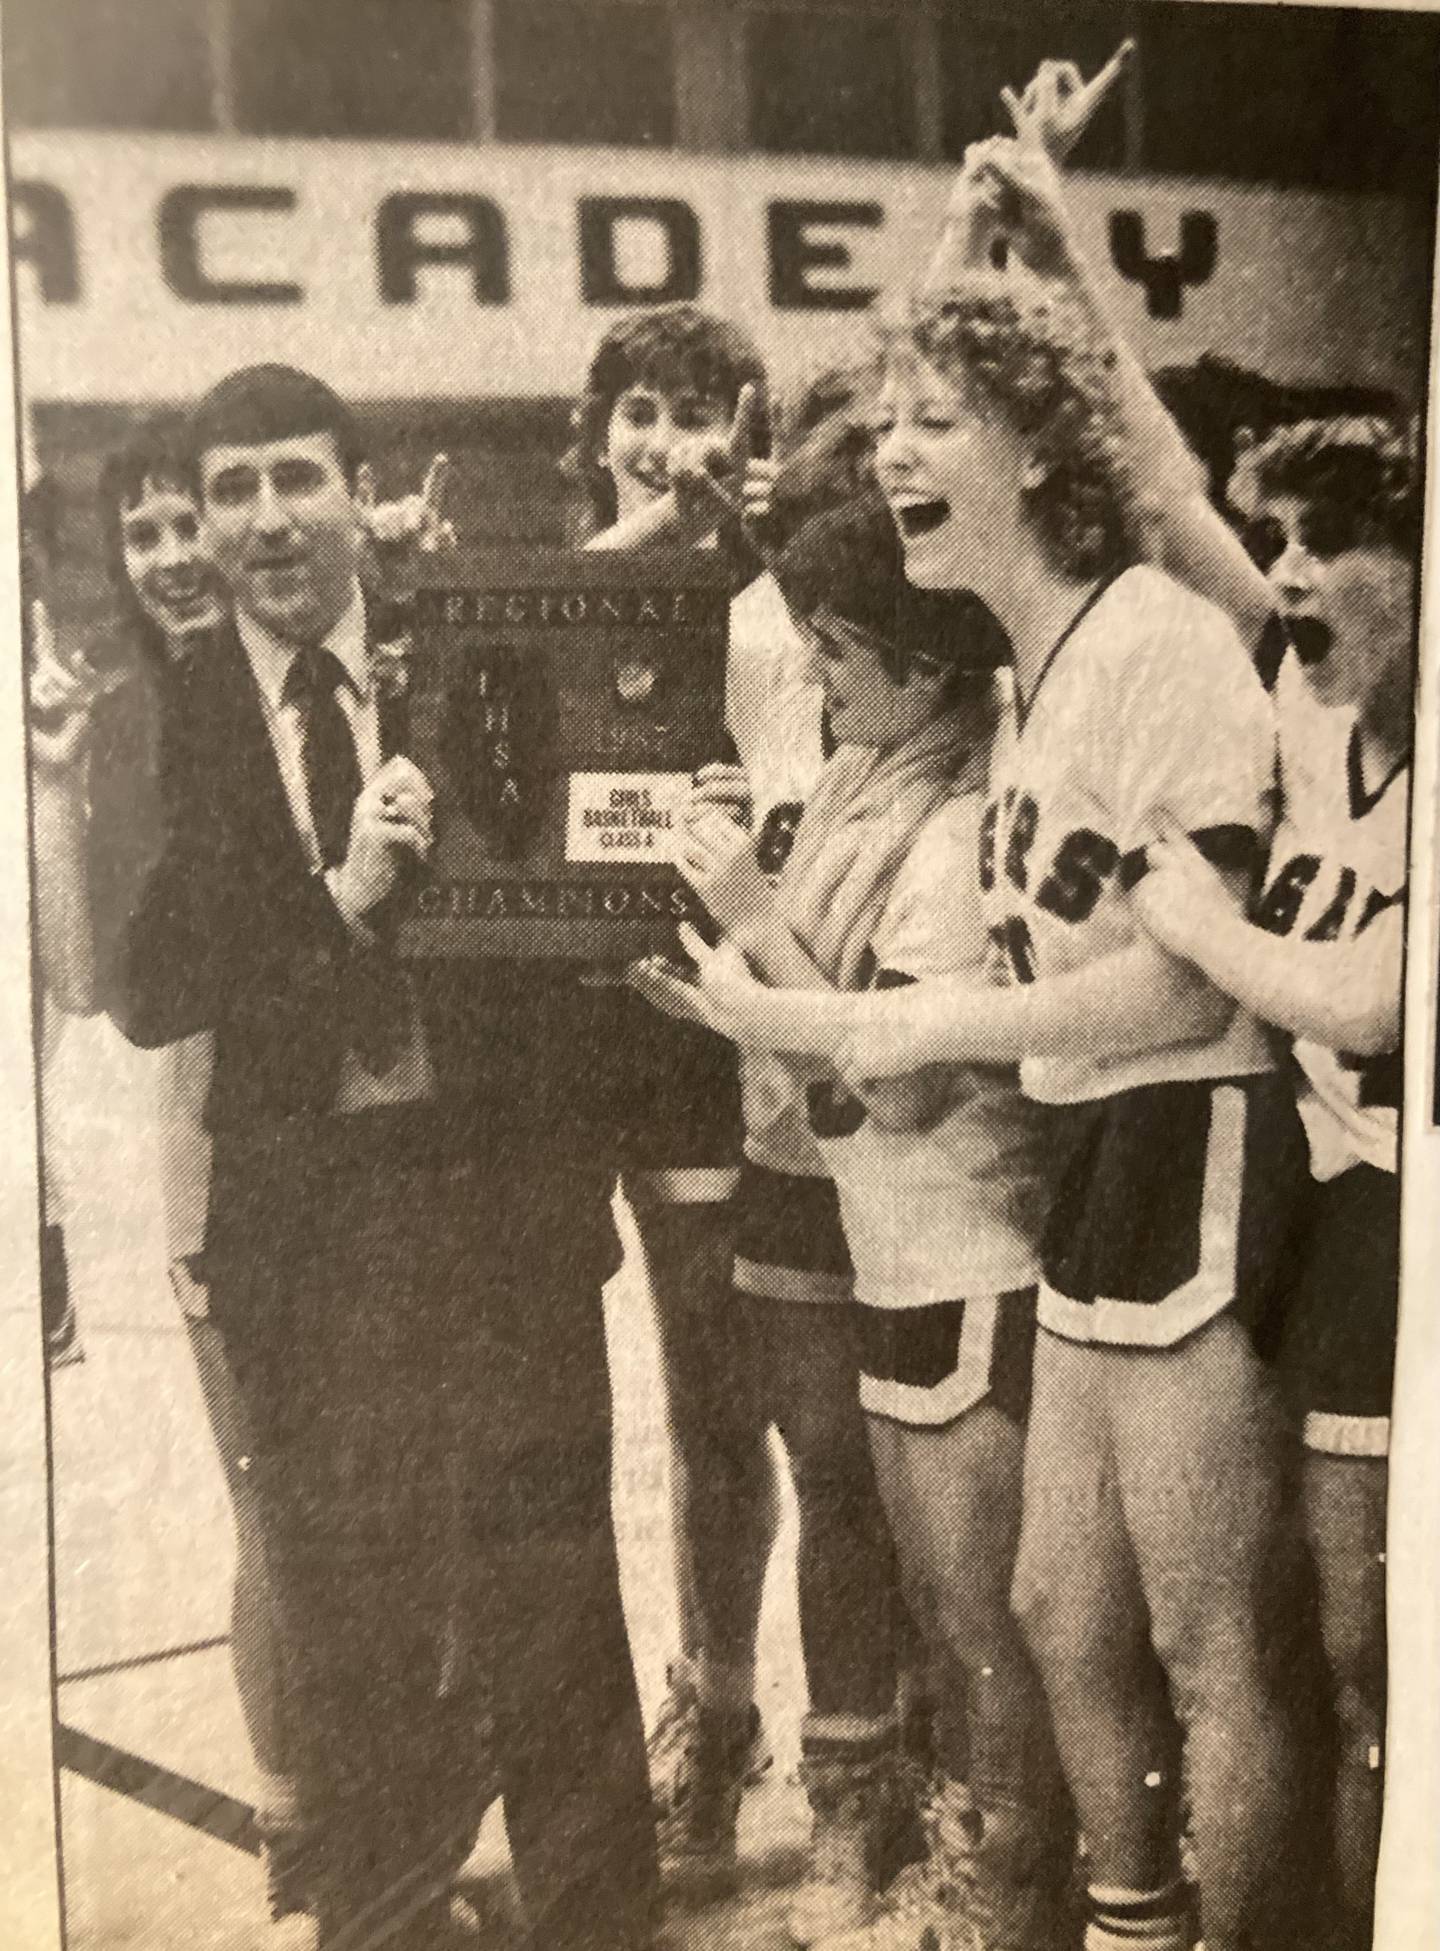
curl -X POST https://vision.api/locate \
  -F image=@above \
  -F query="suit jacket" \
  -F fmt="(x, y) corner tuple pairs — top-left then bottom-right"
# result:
(122, 615), (394, 1124)
(121, 609), (713, 1175)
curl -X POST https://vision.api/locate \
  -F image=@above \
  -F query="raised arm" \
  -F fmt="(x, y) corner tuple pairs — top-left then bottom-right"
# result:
(925, 43), (1133, 290)
(967, 138), (1276, 646)
(27, 618), (106, 1014)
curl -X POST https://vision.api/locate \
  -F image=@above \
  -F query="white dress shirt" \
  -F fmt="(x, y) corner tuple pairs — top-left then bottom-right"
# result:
(237, 586), (435, 1110)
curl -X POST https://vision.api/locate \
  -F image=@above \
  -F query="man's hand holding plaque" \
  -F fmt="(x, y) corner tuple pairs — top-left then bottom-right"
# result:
(329, 754), (435, 935)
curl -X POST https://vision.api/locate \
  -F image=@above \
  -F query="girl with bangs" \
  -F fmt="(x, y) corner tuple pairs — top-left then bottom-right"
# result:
(1136, 414), (1417, 1951)
(579, 307), (912, 1936)
(637, 489), (1083, 1951)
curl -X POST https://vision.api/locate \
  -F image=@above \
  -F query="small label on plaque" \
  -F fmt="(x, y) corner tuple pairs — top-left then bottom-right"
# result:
(565, 773), (687, 864)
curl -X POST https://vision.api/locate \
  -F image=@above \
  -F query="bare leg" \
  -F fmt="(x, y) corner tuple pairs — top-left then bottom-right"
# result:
(1303, 1452), (1387, 1949)
(631, 1189), (779, 1703)
(755, 1296), (900, 1727)
(1116, 1314), (1305, 1951)
(868, 1405), (1065, 1872)
(1013, 1332), (1184, 1902)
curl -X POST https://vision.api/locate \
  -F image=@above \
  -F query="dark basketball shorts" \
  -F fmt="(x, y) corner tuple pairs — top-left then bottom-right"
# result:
(1276, 1162), (1399, 1457)
(731, 1158), (854, 1305)
(857, 1289), (1037, 1428)
(1038, 1074), (1310, 1349)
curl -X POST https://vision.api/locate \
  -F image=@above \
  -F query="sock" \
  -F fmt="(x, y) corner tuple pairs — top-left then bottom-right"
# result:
(1084, 1879), (1191, 1951)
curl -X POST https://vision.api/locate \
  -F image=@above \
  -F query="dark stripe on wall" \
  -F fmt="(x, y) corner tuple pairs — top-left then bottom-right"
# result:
(59, 1635), (230, 1687)
(56, 1723), (260, 1856)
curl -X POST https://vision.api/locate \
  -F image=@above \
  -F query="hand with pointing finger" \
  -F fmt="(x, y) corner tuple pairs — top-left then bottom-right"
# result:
(1000, 41), (1133, 165)
(358, 454), (457, 596)
(926, 40), (1131, 288)
(28, 611), (108, 778)
(667, 384), (761, 541)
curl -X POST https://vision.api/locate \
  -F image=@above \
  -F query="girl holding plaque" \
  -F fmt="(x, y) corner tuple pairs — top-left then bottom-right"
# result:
(656, 157), (1310, 1951)
(581, 311), (917, 1939)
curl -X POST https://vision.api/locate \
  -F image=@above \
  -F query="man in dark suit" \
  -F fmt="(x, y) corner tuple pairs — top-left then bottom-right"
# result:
(124, 365), (657, 1951)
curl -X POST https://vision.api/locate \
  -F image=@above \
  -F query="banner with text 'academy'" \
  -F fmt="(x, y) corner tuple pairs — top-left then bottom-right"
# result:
(10, 133), (1434, 405)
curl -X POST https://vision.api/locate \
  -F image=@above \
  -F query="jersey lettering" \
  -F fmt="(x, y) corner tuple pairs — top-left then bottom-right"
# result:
(756, 799), (804, 876)
(978, 800), (998, 893)
(1036, 827), (1120, 925)
(1252, 853), (1322, 936)
(1004, 793), (1039, 894)
(1356, 884), (1406, 935)
(1302, 867), (1355, 942)
(990, 916), (1037, 985)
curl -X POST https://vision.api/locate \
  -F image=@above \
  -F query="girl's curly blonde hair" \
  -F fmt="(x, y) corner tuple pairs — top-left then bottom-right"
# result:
(900, 274), (1142, 583)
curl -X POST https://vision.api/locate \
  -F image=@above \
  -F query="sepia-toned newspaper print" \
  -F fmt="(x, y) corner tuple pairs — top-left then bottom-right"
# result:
(1, 3), (1439, 1949)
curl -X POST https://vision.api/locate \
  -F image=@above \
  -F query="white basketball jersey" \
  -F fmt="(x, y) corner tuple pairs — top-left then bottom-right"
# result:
(1259, 653), (1407, 1179)
(814, 796), (1069, 1305)
(727, 572), (831, 1177)
(980, 566), (1276, 1103)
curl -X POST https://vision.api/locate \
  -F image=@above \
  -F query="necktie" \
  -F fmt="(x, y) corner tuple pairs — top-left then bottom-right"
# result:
(285, 645), (361, 870)
(285, 643), (412, 1079)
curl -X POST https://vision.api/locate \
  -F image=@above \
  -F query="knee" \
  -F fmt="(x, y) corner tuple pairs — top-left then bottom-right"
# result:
(929, 1516), (1016, 1669)
(1011, 1560), (1131, 1701)
(1324, 1615), (1386, 1744)
(1148, 1594), (1271, 1727)
(934, 1582), (1016, 1674)
(1011, 1559), (1075, 1677)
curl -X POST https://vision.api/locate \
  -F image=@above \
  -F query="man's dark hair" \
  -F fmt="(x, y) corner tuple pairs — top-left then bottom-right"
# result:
(187, 364), (363, 491)
(776, 493), (1011, 697)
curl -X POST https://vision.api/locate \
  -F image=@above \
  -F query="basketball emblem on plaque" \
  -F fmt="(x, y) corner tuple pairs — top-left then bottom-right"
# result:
(400, 551), (731, 959)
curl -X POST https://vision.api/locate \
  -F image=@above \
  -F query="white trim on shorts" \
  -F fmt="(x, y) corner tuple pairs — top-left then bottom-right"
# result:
(859, 1294), (1000, 1427)
(630, 1168), (743, 1204)
(1304, 1410), (1391, 1458)
(733, 1255), (854, 1304)
(1039, 1085), (1246, 1350)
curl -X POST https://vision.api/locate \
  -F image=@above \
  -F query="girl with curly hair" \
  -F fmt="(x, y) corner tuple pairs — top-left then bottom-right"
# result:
(672, 135), (1311, 1951)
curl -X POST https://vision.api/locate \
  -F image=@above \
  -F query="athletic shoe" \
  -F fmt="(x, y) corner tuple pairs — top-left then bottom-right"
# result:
(789, 1748), (921, 1947)
(649, 1658), (771, 1812)
(807, 1773), (1075, 1951)
(806, 1776), (979, 1950)
(653, 1687), (757, 1903)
